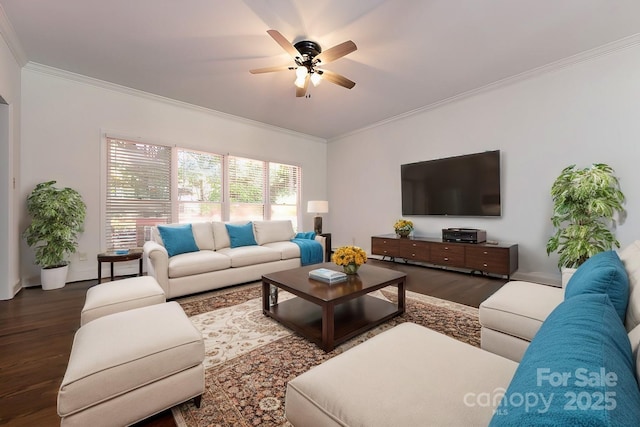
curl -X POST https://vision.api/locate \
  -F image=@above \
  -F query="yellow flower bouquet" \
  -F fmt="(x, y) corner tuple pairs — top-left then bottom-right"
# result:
(332, 245), (367, 274)
(394, 219), (414, 237)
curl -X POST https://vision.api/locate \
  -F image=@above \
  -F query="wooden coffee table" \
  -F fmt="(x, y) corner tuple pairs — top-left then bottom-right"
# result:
(262, 262), (406, 352)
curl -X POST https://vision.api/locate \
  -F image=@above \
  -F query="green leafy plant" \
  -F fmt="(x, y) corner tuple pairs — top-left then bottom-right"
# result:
(546, 163), (625, 268)
(23, 181), (87, 268)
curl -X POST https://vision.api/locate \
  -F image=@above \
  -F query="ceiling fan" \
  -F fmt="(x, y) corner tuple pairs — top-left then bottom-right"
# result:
(250, 30), (357, 97)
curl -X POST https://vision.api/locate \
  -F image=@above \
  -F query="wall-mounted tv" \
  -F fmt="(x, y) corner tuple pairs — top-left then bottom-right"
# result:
(401, 150), (501, 216)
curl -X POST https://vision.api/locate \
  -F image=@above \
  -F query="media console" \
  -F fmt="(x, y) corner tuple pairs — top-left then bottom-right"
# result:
(371, 234), (518, 278)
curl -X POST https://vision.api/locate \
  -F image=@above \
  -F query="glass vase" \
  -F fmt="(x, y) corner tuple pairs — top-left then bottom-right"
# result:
(343, 263), (359, 275)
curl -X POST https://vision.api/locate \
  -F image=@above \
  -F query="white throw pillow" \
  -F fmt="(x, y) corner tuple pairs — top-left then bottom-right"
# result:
(619, 240), (640, 331)
(253, 220), (295, 245)
(629, 324), (640, 387)
(629, 323), (640, 358)
(191, 222), (215, 250)
(152, 226), (164, 246)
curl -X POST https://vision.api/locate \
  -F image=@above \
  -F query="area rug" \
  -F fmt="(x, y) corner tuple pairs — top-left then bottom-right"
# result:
(172, 283), (480, 427)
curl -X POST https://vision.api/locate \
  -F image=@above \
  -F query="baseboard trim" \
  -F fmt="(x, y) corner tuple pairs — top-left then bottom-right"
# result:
(11, 279), (21, 297)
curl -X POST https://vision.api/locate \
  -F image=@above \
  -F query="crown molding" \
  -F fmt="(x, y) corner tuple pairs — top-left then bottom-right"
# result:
(0, 4), (27, 67)
(329, 33), (640, 142)
(23, 62), (327, 144)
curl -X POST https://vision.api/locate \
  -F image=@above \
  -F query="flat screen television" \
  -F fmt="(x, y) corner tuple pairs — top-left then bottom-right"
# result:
(401, 150), (501, 216)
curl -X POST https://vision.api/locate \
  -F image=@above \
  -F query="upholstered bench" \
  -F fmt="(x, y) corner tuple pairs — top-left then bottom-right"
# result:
(479, 280), (563, 362)
(58, 302), (205, 426)
(80, 276), (165, 326)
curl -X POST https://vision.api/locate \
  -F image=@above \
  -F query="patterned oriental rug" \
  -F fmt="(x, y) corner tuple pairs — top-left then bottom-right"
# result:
(172, 282), (480, 427)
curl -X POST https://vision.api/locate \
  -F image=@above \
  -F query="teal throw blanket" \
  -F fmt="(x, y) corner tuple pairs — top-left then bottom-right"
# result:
(291, 233), (323, 266)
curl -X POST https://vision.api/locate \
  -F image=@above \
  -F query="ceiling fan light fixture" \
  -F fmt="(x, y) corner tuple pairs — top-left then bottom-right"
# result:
(251, 30), (357, 97)
(294, 76), (306, 88)
(310, 72), (322, 87)
(295, 66), (308, 79)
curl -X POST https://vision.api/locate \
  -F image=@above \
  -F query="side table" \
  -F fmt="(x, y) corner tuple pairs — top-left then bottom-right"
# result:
(97, 250), (143, 283)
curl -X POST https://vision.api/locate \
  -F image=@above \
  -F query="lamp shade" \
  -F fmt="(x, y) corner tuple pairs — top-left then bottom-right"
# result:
(307, 200), (329, 214)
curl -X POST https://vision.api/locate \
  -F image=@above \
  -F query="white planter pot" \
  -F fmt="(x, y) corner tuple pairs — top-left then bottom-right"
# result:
(41, 265), (69, 290)
(561, 267), (578, 290)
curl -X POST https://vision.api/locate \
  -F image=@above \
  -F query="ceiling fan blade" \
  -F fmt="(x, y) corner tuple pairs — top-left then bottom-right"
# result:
(319, 69), (356, 89)
(267, 29), (301, 60)
(296, 74), (310, 97)
(249, 64), (293, 74)
(315, 40), (357, 64)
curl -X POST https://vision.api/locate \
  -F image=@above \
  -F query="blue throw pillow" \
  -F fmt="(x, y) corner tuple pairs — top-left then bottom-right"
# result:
(490, 293), (640, 426)
(225, 222), (257, 248)
(565, 250), (629, 321)
(295, 231), (316, 240)
(157, 224), (199, 257)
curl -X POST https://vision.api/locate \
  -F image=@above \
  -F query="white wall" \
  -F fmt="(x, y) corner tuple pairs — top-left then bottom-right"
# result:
(20, 66), (327, 285)
(17, 41), (640, 288)
(0, 31), (22, 300)
(328, 44), (640, 285)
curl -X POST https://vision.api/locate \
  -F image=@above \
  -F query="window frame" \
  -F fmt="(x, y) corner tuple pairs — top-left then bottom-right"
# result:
(101, 135), (302, 251)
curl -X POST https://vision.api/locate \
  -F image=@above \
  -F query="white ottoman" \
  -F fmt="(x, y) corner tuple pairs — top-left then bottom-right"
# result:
(58, 301), (205, 427)
(81, 276), (165, 326)
(285, 323), (517, 427)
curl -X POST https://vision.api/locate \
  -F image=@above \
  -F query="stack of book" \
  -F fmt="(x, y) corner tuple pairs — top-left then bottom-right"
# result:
(309, 268), (347, 284)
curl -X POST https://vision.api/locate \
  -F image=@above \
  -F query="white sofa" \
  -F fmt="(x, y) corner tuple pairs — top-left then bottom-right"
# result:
(479, 280), (564, 362)
(285, 242), (640, 426)
(480, 240), (640, 363)
(144, 220), (325, 299)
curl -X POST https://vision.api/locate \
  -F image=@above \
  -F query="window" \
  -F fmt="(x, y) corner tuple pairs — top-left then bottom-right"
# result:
(177, 149), (223, 223)
(269, 162), (300, 229)
(104, 138), (302, 249)
(226, 156), (301, 228)
(228, 156), (265, 221)
(105, 138), (172, 249)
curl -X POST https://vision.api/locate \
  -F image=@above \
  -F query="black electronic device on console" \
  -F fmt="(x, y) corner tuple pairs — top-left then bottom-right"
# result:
(442, 228), (487, 244)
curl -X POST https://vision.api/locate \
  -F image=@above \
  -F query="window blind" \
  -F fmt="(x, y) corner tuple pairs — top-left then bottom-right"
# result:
(105, 138), (302, 245)
(228, 156), (265, 221)
(105, 138), (172, 249)
(269, 162), (300, 229)
(177, 149), (223, 223)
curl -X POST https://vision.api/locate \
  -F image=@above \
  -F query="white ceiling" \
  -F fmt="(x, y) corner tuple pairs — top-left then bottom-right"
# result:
(2, 0), (640, 139)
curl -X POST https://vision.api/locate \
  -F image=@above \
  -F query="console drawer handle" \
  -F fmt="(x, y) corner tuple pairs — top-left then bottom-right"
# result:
(483, 263), (488, 267)
(444, 257), (449, 261)
(483, 251), (488, 255)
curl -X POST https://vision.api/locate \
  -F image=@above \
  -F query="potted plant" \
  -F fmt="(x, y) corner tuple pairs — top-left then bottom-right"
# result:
(23, 181), (87, 290)
(546, 163), (625, 285)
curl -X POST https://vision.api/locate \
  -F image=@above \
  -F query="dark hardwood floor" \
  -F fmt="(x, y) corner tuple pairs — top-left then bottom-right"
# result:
(367, 258), (507, 307)
(0, 261), (506, 426)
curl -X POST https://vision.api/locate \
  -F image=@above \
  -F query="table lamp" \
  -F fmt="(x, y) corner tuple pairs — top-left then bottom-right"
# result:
(307, 200), (329, 234)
